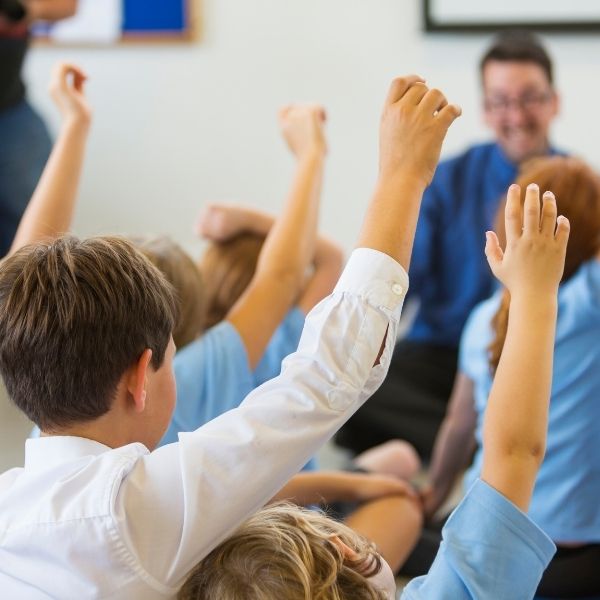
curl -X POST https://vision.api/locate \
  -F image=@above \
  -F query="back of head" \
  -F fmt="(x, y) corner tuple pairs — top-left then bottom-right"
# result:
(0, 236), (176, 431)
(488, 156), (600, 370)
(480, 29), (553, 85)
(199, 232), (264, 330)
(179, 503), (386, 600)
(133, 236), (205, 349)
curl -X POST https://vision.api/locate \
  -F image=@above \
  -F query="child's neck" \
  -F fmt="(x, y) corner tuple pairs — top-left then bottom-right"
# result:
(41, 404), (142, 450)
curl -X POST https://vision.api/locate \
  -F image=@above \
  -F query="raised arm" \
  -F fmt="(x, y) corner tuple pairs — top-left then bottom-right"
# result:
(197, 204), (344, 315)
(223, 107), (326, 368)
(8, 63), (90, 256)
(481, 184), (569, 511)
(356, 76), (460, 269)
(23, 0), (77, 21)
(421, 372), (477, 519)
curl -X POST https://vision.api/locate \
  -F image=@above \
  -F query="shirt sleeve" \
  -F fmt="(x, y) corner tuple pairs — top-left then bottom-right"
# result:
(401, 479), (556, 600)
(116, 248), (409, 586)
(253, 307), (305, 387)
(159, 322), (254, 445)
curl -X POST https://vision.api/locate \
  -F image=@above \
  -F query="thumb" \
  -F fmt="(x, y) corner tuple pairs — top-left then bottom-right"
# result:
(485, 231), (503, 274)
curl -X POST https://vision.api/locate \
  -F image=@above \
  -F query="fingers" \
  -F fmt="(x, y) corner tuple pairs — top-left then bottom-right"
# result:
(554, 215), (570, 249)
(419, 88), (447, 113)
(385, 75), (425, 105)
(402, 82), (429, 106)
(50, 62), (88, 95)
(523, 183), (541, 234)
(504, 184), (523, 244)
(539, 191), (557, 237)
(485, 231), (503, 273)
(436, 103), (462, 129)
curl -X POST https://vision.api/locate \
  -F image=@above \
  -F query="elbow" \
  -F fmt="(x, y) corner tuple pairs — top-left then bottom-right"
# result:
(259, 265), (304, 299)
(502, 439), (546, 469)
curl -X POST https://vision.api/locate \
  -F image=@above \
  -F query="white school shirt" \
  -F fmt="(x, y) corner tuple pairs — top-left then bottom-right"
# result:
(0, 248), (408, 600)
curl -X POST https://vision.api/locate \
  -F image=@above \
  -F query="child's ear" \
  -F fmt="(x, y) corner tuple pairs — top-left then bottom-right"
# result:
(126, 349), (153, 413)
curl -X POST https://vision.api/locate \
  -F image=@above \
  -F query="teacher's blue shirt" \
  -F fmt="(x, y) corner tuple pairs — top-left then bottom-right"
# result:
(408, 142), (559, 346)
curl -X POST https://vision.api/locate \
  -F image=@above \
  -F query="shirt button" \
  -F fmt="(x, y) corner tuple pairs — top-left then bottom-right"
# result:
(392, 283), (404, 295)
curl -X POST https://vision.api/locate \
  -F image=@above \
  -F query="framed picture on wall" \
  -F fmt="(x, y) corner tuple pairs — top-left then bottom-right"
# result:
(33, 0), (198, 44)
(424, 0), (600, 32)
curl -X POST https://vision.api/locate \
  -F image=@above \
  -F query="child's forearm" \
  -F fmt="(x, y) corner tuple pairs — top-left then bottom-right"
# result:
(481, 293), (557, 511)
(9, 117), (90, 255)
(271, 471), (359, 505)
(234, 208), (274, 237)
(357, 174), (426, 271)
(23, 0), (76, 21)
(255, 151), (323, 287)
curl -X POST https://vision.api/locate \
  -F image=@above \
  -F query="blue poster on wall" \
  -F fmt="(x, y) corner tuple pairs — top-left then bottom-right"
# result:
(123, 0), (186, 33)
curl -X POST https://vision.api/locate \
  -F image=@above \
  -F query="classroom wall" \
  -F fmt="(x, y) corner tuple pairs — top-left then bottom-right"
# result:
(24, 0), (600, 255)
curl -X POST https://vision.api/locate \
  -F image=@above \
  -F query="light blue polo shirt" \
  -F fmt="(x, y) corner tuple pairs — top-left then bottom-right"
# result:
(161, 309), (315, 474)
(461, 259), (600, 543)
(402, 479), (555, 599)
(253, 307), (304, 387)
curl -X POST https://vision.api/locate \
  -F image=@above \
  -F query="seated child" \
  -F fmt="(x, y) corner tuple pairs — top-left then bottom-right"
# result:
(195, 205), (421, 480)
(0, 75), (460, 597)
(178, 183), (568, 600)
(159, 104), (329, 446)
(417, 157), (600, 598)
(138, 233), (422, 572)
(2, 61), (90, 259)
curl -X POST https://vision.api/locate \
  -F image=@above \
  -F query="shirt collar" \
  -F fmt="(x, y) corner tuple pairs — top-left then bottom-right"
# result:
(24, 436), (112, 471)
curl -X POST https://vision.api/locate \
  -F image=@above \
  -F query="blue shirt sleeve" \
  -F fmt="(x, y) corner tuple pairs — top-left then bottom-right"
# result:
(253, 307), (305, 387)
(159, 322), (254, 445)
(401, 479), (555, 600)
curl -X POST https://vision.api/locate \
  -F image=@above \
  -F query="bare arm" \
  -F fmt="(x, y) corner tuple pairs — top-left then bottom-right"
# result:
(481, 184), (569, 511)
(223, 109), (326, 368)
(271, 471), (416, 506)
(8, 63), (90, 256)
(197, 205), (343, 315)
(296, 236), (344, 314)
(422, 373), (477, 519)
(24, 0), (77, 21)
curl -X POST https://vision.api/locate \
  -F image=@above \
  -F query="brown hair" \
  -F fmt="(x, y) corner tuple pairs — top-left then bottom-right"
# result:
(0, 235), (176, 430)
(179, 502), (386, 600)
(488, 156), (600, 370)
(199, 232), (264, 329)
(133, 236), (205, 349)
(480, 30), (554, 85)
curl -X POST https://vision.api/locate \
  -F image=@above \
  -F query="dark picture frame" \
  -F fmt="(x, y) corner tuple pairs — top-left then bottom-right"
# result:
(424, 0), (600, 32)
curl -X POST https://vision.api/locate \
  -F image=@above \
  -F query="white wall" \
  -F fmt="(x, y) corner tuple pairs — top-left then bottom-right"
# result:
(24, 0), (600, 255)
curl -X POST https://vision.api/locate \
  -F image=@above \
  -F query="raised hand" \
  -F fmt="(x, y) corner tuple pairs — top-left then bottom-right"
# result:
(195, 204), (247, 242)
(378, 75), (461, 186)
(49, 63), (91, 125)
(485, 184), (570, 299)
(278, 104), (326, 160)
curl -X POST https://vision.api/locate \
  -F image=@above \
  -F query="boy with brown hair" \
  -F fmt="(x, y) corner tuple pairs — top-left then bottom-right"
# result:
(0, 75), (460, 598)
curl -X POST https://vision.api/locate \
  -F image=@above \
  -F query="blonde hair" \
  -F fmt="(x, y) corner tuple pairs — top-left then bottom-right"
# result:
(178, 503), (387, 600)
(488, 156), (600, 370)
(133, 236), (205, 349)
(199, 232), (264, 329)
